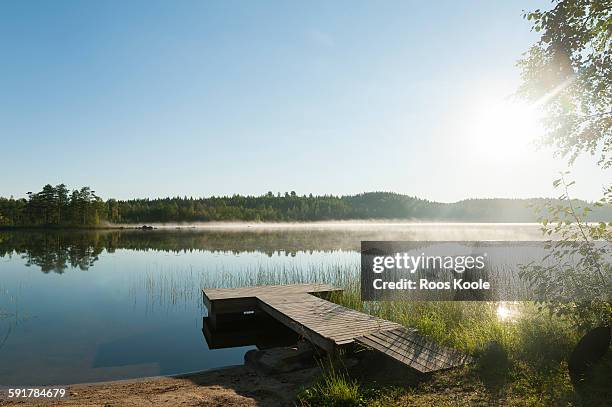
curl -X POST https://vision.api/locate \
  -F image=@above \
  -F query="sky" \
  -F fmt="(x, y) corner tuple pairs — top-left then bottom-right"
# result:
(1, 0), (609, 202)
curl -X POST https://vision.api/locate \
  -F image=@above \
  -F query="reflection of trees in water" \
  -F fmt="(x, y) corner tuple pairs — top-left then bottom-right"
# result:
(0, 228), (543, 274)
(23, 244), (102, 273)
(0, 228), (416, 273)
(0, 231), (105, 273)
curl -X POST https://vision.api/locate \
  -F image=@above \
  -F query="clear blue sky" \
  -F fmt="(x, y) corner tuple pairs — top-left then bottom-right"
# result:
(1, 1), (609, 202)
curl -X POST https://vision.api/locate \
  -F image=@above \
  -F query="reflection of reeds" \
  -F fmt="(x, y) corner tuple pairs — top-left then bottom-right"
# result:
(0, 285), (27, 352)
(0, 285), (21, 321)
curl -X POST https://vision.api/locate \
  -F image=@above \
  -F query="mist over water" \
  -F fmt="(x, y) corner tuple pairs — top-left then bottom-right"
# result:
(118, 220), (545, 236)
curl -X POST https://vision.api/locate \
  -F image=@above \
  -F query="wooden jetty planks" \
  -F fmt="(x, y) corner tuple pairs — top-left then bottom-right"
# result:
(257, 293), (402, 352)
(203, 283), (340, 301)
(355, 327), (472, 373)
(202, 283), (471, 374)
(202, 283), (341, 316)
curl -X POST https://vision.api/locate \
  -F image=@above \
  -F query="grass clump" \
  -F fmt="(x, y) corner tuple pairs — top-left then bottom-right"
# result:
(297, 366), (361, 407)
(297, 362), (401, 407)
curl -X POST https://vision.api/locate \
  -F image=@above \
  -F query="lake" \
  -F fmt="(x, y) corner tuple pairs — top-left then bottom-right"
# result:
(0, 223), (543, 385)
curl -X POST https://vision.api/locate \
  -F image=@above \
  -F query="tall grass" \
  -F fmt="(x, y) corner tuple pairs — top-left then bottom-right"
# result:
(137, 262), (602, 405)
(137, 262), (578, 356)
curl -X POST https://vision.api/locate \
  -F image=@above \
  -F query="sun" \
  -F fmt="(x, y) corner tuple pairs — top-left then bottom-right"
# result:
(466, 98), (544, 160)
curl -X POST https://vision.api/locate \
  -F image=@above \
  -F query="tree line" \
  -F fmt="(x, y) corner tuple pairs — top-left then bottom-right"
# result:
(0, 184), (105, 226)
(0, 184), (610, 226)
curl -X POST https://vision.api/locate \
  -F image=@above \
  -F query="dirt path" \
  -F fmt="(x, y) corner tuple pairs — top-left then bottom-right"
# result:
(0, 365), (321, 407)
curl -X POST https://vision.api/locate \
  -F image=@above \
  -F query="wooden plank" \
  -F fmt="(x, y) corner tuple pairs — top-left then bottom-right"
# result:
(355, 327), (470, 373)
(257, 295), (336, 352)
(202, 283), (342, 316)
(378, 329), (468, 365)
(355, 335), (432, 372)
(263, 298), (384, 322)
(358, 333), (441, 372)
(203, 283), (341, 301)
(368, 331), (449, 368)
(370, 332), (451, 370)
(326, 326), (401, 342)
(259, 293), (402, 348)
(203, 284), (340, 313)
(302, 319), (397, 330)
(383, 331), (466, 364)
(302, 325), (395, 341)
(294, 316), (399, 330)
(356, 335), (428, 369)
(305, 319), (396, 331)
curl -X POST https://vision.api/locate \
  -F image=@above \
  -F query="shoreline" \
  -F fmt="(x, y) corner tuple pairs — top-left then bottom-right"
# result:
(0, 220), (544, 231)
(0, 364), (321, 406)
(1, 365), (243, 388)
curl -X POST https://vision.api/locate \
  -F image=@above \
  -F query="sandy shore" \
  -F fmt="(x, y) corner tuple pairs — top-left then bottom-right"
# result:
(0, 364), (321, 407)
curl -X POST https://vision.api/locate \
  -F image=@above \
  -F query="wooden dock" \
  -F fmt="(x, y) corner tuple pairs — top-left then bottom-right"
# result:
(202, 283), (470, 373)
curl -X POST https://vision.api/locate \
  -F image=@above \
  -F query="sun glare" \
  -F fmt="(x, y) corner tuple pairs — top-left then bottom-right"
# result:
(467, 99), (543, 160)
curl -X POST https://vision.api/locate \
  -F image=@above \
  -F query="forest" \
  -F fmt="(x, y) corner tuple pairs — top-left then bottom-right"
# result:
(0, 184), (610, 226)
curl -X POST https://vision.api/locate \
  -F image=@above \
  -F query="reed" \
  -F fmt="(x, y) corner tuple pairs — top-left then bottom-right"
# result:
(138, 262), (574, 355)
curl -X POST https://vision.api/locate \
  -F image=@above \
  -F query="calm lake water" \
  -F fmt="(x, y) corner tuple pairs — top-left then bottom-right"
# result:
(0, 224), (542, 385)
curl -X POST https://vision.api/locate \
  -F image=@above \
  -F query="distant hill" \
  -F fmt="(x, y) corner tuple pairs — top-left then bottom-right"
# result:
(0, 187), (610, 226)
(341, 193), (611, 222)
